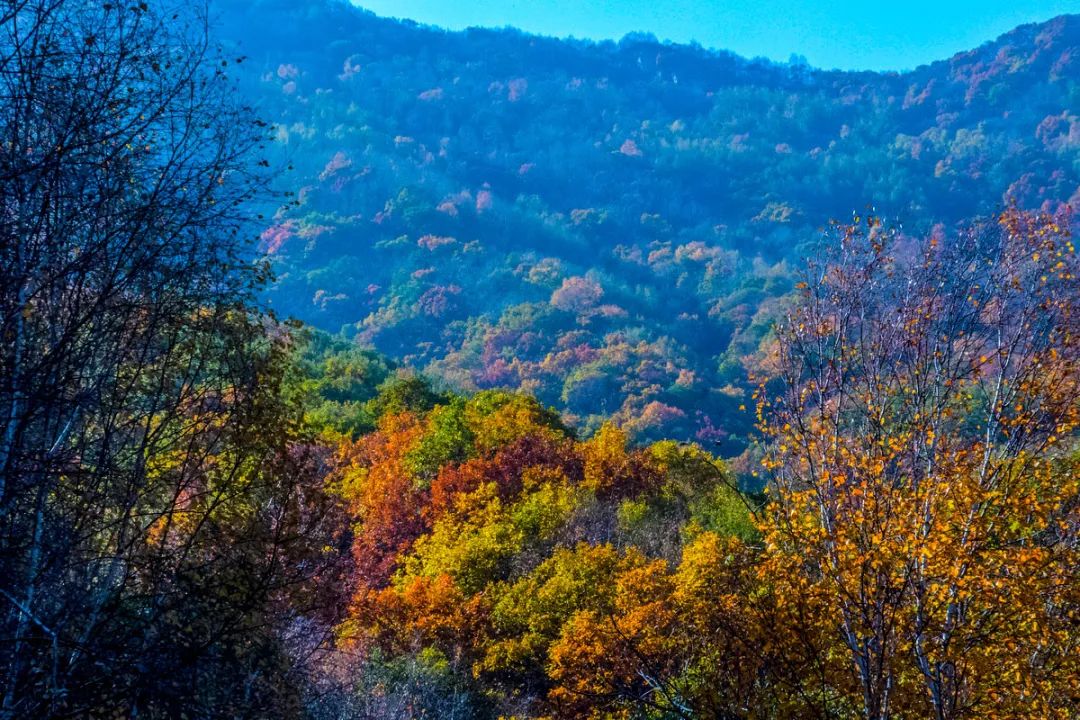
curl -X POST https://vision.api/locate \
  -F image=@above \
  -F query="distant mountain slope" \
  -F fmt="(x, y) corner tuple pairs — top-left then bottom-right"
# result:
(215, 0), (1080, 450)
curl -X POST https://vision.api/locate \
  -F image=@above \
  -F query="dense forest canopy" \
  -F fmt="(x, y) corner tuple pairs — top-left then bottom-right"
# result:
(1, 1), (1078, 718)
(213, 0), (1079, 448)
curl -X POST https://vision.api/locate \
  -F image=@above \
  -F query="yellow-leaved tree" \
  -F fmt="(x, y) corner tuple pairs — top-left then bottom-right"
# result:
(759, 208), (1080, 719)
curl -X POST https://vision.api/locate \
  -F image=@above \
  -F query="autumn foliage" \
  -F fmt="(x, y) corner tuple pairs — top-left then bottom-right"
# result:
(3, 0), (1078, 714)
(321, 209), (1080, 719)
(325, 387), (755, 717)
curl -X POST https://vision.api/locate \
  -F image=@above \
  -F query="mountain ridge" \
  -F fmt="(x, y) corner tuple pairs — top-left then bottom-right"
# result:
(278, 2), (1079, 75)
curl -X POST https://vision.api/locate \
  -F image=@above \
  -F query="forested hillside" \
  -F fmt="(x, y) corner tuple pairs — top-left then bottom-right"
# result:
(215, 0), (1080, 448)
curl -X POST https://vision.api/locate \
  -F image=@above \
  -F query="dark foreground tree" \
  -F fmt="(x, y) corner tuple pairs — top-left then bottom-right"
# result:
(0, 1), (348, 716)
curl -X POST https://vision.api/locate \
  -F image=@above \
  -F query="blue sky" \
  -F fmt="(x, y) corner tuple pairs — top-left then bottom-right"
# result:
(351, 0), (1080, 71)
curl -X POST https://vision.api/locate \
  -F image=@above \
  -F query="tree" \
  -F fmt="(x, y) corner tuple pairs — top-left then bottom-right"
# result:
(0, 1), (346, 716)
(759, 209), (1080, 719)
